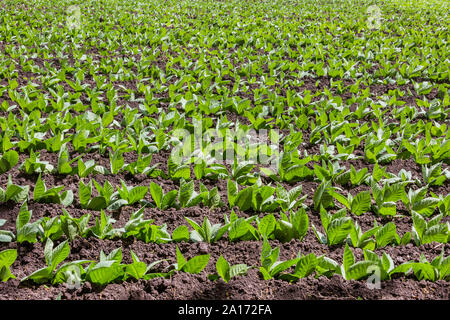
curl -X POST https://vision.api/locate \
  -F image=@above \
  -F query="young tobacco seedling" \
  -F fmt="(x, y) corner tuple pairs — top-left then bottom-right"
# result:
(225, 211), (259, 242)
(228, 178), (279, 212)
(263, 151), (313, 182)
(314, 160), (347, 183)
(421, 163), (448, 187)
(38, 216), (63, 242)
(280, 252), (319, 282)
(199, 183), (223, 209)
(168, 156), (190, 180)
(231, 161), (258, 185)
(276, 183), (307, 212)
(0, 249), (17, 282)
(273, 209), (309, 243)
(125, 250), (168, 280)
(210, 255), (252, 283)
(122, 206), (154, 239)
(370, 180), (406, 216)
(76, 158), (108, 177)
(362, 249), (396, 282)
(88, 210), (123, 240)
(403, 186), (440, 217)
(227, 179), (252, 211)
(21, 239), (90, 285)
(20, 150), (54, 174)
(172, 246), (210, 274)
(178, 178), (205, 208)
(185, 216), (229, 243)
(349, 221), (379, 250)
(109, 149), (126, 175)
(56, 144), (82, 175)
(312, 180), (335, 211)
(338, 243), (377, 281)
(349, 165), (370, 186)
(124, 154), (160, 176)
(79, 179), (108, 210)
(116, 179), (149, 207)
(149, 181), (178, 209)
(312, 207), (353, 246)
(60, 209), (91, 241)
(374, 222), (401, 248)
(433, 193), (450, 216)
(251, 181), (279, 213)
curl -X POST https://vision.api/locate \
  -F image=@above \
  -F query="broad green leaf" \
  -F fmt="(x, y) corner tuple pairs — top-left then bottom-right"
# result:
(172, 225), (190, 242)
(216, 255), (230, 283)
(50, 240), (70, 270)
(182, 254), (210, 274)
(376, 222), (397, 248)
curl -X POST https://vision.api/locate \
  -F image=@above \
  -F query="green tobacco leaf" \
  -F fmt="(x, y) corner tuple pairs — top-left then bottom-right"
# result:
(126, 261), (147, 280)
(351, 191), (372, 216)
(160, 190), (177, 209)
(293, 253), (317, 278)
(172, 225), (190, 242)
(87, 196), (107, 210)
(227, 179), (238, 207)
(33, 174), (46, 201)
(87, 261), (124, 285)
(235, 187), (253, 211)
(292, 209), (309, 240)
(229, 264), (250, 280)
(327, 217), (352, 245)
(128, 186), (148, 204)
(79, 180), (92, 207)
(175, 246), (187, 270)
(50, 240), (70, 270)
(0, 249), (17, 282)
(16, 202), (31, 231)
(182, 254), (210, 274)
(21, 266), (52, 284)
(178, 179), (194, 207)
(0, 150), (19, 174)
(376, 222), (397, 248)
(258, 214), (276, 239)
(412, 263), (437, 281)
